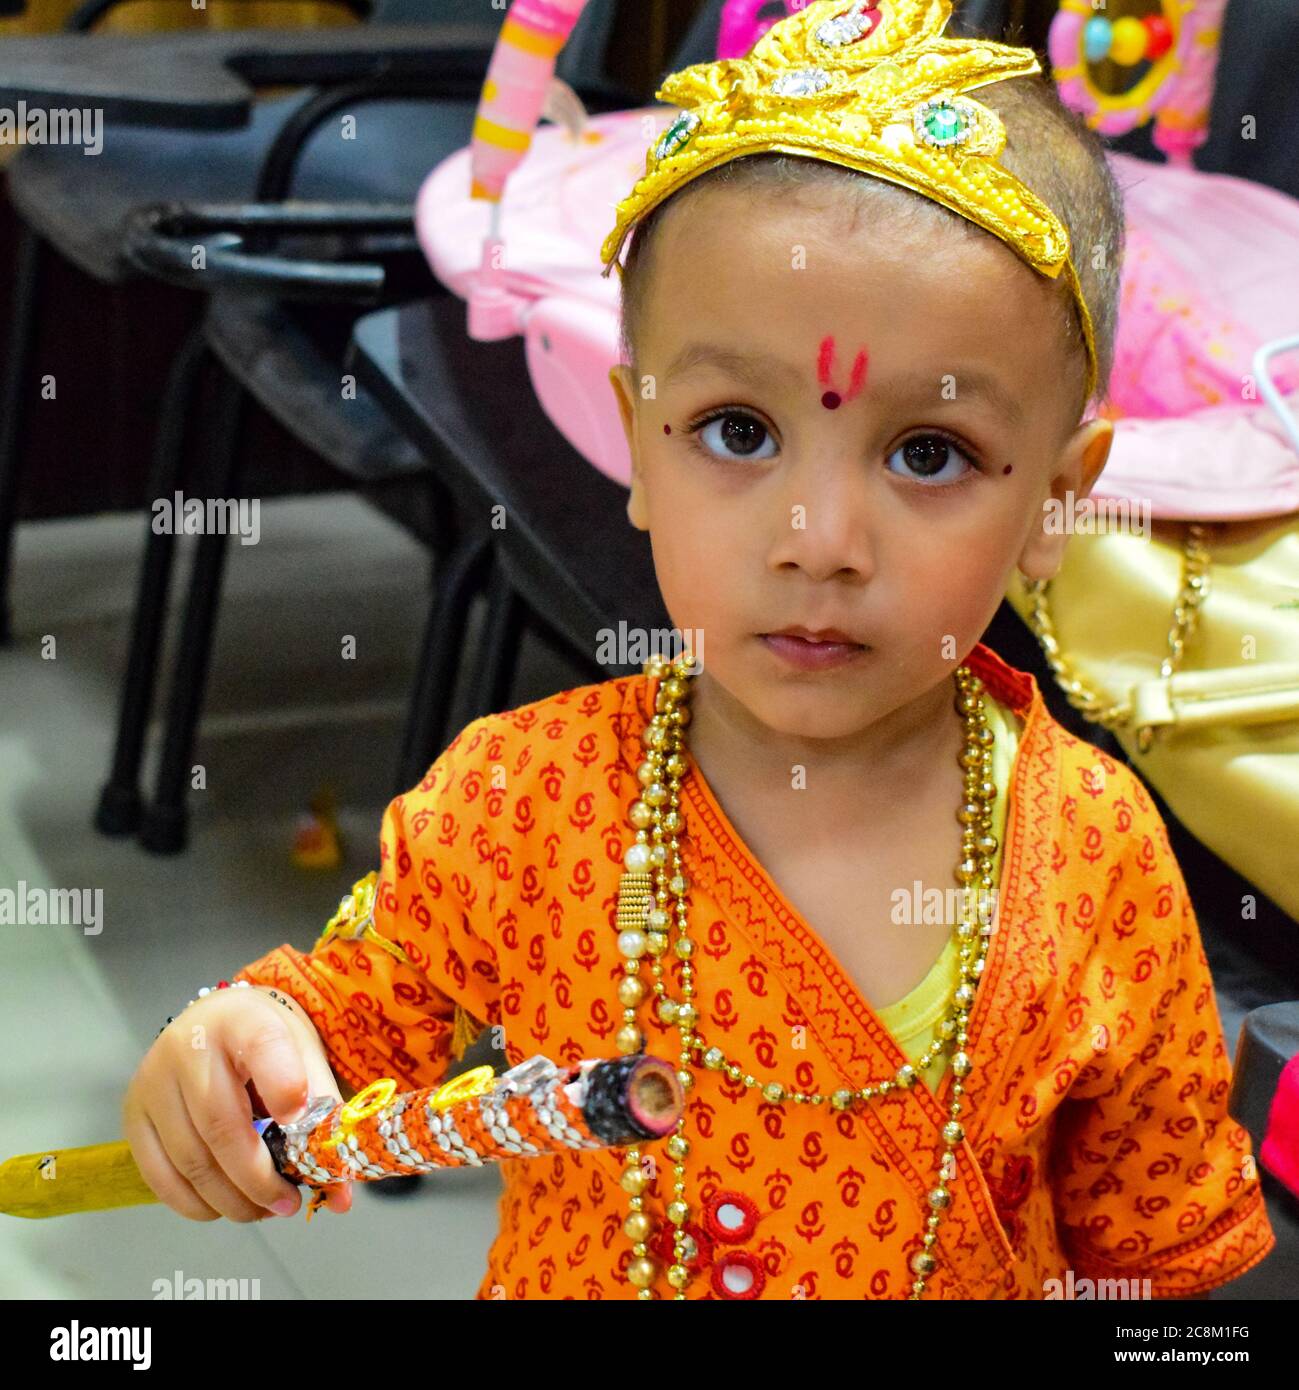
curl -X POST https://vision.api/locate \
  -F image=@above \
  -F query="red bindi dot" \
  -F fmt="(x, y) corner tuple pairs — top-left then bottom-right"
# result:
(663, 424), (672, 434)
(821, 391), (841, 410)
(1003, 464), (1013, 474)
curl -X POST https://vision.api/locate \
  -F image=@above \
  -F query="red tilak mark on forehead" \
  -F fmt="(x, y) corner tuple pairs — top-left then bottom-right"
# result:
(817, 336), (836, 385)
(817, 336), (869, 407)
(664, 424), (672, 434)
(1003, 464), (1013, 474)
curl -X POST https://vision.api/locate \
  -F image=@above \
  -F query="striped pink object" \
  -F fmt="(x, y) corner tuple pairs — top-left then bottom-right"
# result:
(471, 0), (591, 201)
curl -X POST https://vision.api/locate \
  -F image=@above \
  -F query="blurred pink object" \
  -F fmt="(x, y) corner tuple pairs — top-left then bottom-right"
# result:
(1109, 154), (1299, 418)
(717, 0), (803, 59)
(467, 0), (592, 340)
(416, 127), (1299, 518)
(414, 3), (1299, 522)
(419, 106), (656, 483)
(1260, 1052), (1299, 1203)
(469, 0), (589, 202)
(1095, 152), (1299, 520)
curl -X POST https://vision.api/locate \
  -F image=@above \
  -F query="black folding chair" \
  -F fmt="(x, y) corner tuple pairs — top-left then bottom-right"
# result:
(0, 0), (640, 852)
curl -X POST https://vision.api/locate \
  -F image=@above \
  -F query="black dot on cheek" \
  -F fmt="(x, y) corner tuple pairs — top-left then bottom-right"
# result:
(821, 391), (841, 410)
(1003, 464), (1013, 475)
(663, 424), (671, 435)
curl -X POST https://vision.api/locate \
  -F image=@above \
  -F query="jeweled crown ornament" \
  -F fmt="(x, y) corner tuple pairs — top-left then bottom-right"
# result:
(600, 0), (1099, 406)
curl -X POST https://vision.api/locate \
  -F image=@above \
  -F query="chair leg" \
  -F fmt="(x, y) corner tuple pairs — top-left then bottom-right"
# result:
(455, 550), (528, 728)
(394, 530), (493, 795)
(138, 367), (248, 856)
(0, 224), (45, 646)
(95, 327), (212, 836)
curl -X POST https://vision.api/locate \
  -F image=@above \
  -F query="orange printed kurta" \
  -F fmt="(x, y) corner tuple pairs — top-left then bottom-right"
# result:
(234, 642), (1276, 1299)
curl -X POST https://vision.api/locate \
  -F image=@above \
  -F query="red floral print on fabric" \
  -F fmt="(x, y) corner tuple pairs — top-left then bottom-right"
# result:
(982, 1152), (1034, 1256)
(232, 643), (1276, 1299)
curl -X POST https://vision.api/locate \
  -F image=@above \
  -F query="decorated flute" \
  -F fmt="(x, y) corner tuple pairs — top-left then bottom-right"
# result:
(0, 1053), (683, 1220)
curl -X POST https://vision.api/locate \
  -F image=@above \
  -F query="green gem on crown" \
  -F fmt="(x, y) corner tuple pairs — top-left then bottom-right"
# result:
(914, 97), (974, 148)
(654, 111), (700, 162)
(926, 105), (963, 141)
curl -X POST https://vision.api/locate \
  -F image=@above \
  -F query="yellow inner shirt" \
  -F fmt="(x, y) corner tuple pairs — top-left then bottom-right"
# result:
(875, 691), (1023, 1090)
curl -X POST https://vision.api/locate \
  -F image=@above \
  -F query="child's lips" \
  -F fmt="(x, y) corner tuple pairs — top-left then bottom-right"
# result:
(765, 626), (864, 646)
(758, 632), (869, 670)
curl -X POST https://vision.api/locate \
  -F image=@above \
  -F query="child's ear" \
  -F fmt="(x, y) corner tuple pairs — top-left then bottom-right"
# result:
(1072, 416), (1114, 501)
(1016, 417), (1114, 584)
(609, 365), (650, 532)
(609, 364), (636, 446)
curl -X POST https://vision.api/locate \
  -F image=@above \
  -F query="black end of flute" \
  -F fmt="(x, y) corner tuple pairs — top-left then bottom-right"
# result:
(581, 1054), (684, 1144)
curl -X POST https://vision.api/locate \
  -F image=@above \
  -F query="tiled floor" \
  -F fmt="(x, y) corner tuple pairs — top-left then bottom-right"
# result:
(1, 497), (1294, 1299)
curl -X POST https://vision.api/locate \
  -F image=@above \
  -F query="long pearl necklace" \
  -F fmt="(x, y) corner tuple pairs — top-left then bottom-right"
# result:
(614, 653), (999, 1300)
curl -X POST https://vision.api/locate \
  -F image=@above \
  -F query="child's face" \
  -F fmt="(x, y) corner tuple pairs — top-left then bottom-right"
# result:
(610, 182), (1113, 743)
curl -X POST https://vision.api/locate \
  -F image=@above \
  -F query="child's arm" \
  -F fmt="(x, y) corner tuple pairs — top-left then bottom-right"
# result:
(232, 718), (504, 1099)
(121, 719), (506, 1225)
(1046, 768), (1276, 1298)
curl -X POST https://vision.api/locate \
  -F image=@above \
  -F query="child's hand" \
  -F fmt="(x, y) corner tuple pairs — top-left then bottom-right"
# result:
(121, 984), (353, 1222)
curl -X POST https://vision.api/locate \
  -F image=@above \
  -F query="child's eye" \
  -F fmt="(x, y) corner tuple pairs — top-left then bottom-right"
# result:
(689, 409), (778, 463)
(885, 432), (979, 487)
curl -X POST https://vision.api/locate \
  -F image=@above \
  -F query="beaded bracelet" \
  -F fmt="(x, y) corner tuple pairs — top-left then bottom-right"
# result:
(155, 979), (252, 1038)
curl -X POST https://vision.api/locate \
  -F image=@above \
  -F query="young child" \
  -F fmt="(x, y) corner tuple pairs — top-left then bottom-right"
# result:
(121, 1), (1276, 1299)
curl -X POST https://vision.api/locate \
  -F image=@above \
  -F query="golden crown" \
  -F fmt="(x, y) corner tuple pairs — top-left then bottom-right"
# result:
(600, 0), (1099, 406)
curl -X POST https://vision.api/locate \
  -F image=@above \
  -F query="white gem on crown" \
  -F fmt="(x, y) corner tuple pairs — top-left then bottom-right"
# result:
(816, 2), (875, 48)
(770, 66), (832, 97)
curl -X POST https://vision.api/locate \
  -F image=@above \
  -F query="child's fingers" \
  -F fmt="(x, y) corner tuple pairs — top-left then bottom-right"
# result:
(224, 994), (351, 1215)
(148, 1073), (271, 1224)
(191, 1043), (306, 1216)
(221, 1004), (313, 1128)
(123, 1097), (221, 1223)
(323, 1181), (353, 1214)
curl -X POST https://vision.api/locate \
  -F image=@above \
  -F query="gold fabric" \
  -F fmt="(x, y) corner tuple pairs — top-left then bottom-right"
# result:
(451, 1003), (485, 1062)
(1006, 514), (1299, 923)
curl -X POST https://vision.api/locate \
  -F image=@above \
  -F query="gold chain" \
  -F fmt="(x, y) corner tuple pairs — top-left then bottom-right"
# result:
(1021, 522), (1215, 750)
(614, 654), (1000, 1299)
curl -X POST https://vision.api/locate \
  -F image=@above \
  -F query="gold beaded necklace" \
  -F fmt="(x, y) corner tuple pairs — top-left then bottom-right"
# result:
(614, 652), (1000, 1300)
